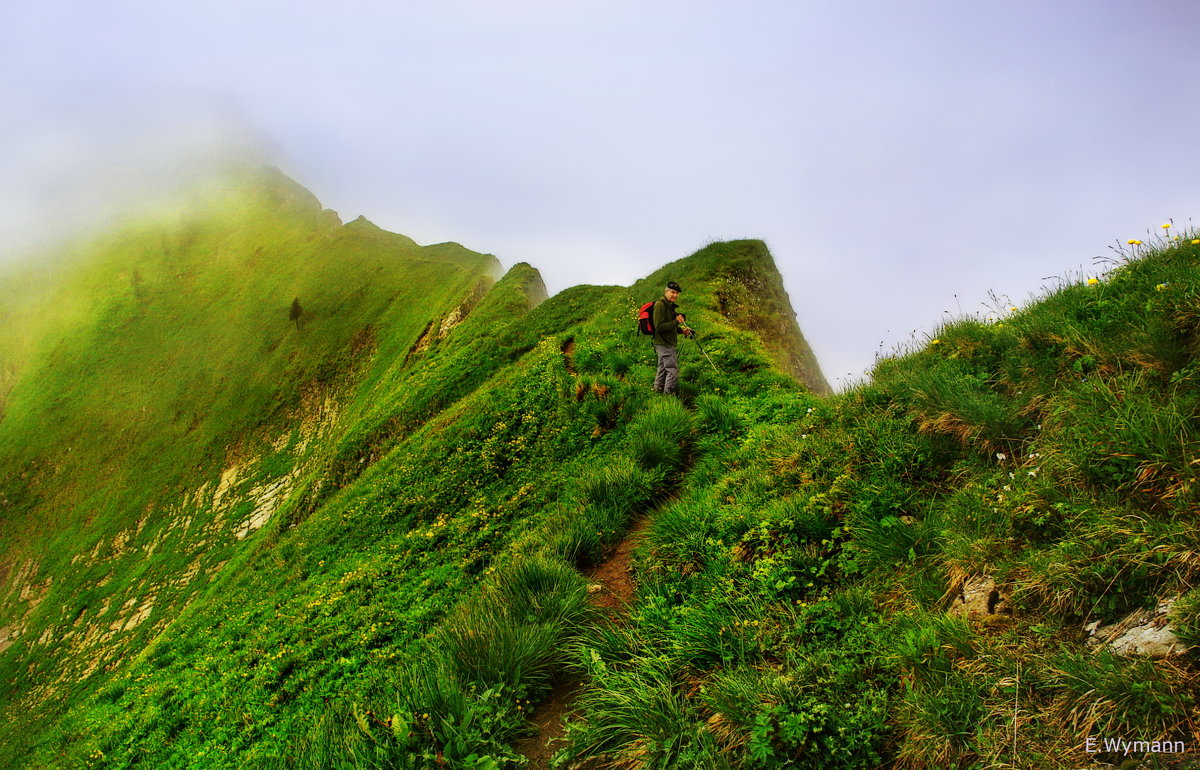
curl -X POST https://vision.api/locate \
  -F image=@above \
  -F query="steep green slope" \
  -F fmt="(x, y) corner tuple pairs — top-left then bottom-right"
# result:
(557, 236), (1200, 768)
(636, 239), (831, 394)
(0, 167), (498, 546)
(0, 172), (829, 768)
(0, 167), (514, 764)
(18, 169), (1197, 769)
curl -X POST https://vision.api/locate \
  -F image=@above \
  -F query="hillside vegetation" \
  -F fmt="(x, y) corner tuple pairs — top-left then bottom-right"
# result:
(1, 170), (1198, 769)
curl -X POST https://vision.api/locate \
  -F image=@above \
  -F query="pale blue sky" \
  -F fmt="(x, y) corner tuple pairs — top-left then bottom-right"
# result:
(3, 1), (1199, 387)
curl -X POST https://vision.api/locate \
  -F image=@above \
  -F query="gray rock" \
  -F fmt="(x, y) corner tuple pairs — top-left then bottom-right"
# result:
(1086, 598), (1187, 658)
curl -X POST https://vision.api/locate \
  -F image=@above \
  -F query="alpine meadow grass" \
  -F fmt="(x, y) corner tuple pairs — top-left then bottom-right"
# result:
(5, 173), (1200, 770)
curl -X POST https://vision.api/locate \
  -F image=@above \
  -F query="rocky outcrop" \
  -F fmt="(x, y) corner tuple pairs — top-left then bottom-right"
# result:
(0, 559), (51, 654)
(948, 574), (1011, 622)
(1086, 598), (1188, 658)
(704, 241), (831, 394)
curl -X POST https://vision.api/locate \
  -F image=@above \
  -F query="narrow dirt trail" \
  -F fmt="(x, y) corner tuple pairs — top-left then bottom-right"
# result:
(561, 339), (577, 376)
(518, 337), (686, 765)
(513, 514), (654, 768)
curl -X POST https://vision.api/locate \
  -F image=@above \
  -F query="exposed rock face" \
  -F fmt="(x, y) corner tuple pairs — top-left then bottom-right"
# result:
(948, 575), (1011, 621)
(708, 243), (831, 395)
(0, 560), (51, 654)
(1086, 598), (1187, 658)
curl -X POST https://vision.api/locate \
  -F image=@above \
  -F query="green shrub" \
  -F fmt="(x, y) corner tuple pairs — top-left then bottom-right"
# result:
(646, 498), (722, 564)
(889, 612), (975, 690)
(845, 510), (934, 574)
(273, 679), (516, 770)
(572, 623), (640, 670)
(629, 429), (685, 472)
(389, 660), (520, 767)
(393, 659), (472, 729)
(676, 379), (701, 405)
(585, 393), (622, 431)
(937, 482), (1017, 571)
(664, 598), (761, 667)
(894, 674), (986, 767)
(569, 658), (721, 767)
(738, 493), (833, 542)
(544, 516), (605, 566)
(704, 666), (769, 749)
(733, 496), (841, 595)
(575, 458), (663, 520)
(552, 458), (665, 565)
(694, 394), (743, 437)
(1045, 371), (1200, 509)
(435, 602), (562, 697)
(492, 554), (590, 627)
(601, 350), (633, 376)
(632, 396), (694, 442)
(898, 355), (1031, 453)
(1169, 588), (1200, 649)
(704, 660), (889, 768)
(1048, 649), (1192, 737)
(1014, 521), (1169, 619)
(274, 705), (393, 770)
(431, 555), (590, 705)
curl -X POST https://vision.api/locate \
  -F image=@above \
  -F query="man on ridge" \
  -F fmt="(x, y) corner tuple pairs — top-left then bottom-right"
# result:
(652, 281), (692, 395)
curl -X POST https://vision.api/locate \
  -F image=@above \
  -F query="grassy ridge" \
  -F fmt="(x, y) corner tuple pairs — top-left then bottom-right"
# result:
(0, 167), (511, 764)
(7, 167), (1197, 768)
(555, 234), (1200, 768)
(0, 168), (496, 546)
(0, 180), (817, 768)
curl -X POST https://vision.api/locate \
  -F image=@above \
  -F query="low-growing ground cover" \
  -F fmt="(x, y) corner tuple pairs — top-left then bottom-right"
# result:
(1, 185), (813, 769)
(4, 170), (1199, 769)
(546, 232), (1200, 769)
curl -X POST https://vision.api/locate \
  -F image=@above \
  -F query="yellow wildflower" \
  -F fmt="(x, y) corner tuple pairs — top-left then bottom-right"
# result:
(1087, 278), (1099, 285)
(1128, 239), (1143, 245)
(931, 339), (941, 345)
(1156, 283), (1168, 291)
(1162, 223), (1171, 229)
(1192, 239), (1200, 245)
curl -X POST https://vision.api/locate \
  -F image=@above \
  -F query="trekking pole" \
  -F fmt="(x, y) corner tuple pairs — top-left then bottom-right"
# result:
(686, 330), (721, 373)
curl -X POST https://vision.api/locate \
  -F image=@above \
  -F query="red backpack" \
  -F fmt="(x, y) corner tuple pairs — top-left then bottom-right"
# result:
(637, 300), (658, 335)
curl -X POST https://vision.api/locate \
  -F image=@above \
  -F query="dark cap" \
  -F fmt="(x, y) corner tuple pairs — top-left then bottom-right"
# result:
(666, 281), (683, 292)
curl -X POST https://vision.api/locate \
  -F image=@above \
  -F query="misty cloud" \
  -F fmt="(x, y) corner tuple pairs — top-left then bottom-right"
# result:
(0, 91), (275, 263)
(4, 1), (1200, 387)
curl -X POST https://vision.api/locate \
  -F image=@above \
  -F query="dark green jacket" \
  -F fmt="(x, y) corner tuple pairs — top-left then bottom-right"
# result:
(651, 298), (682, 347)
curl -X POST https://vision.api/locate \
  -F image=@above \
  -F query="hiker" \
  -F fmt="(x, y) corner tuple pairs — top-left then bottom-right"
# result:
(651, 281), (692, 395)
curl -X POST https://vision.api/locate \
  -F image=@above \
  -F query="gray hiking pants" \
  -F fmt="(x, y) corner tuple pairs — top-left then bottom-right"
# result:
(653, 344), (679, 394)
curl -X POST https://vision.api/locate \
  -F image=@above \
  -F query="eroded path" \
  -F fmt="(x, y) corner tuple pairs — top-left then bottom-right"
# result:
(513, 513), (654, 767)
